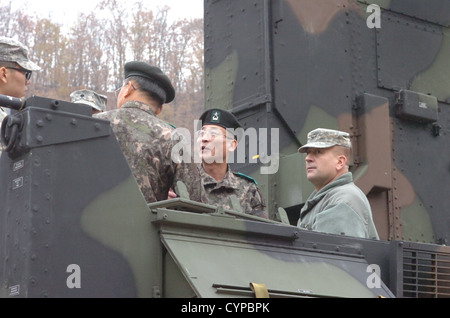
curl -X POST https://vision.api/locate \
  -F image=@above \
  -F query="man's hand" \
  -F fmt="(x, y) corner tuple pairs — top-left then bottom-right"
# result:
(167, 188), (178, 199)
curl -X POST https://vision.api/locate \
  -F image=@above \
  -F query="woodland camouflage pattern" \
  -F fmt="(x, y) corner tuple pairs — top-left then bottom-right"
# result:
(200, 164), (267, 218)
(95, 100), (204, 203)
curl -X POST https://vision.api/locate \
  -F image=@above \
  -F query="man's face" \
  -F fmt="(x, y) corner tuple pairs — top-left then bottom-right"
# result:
(0, 66), (30, 98)
(304, 147), (341, 190)
(197, 125), (236, 164)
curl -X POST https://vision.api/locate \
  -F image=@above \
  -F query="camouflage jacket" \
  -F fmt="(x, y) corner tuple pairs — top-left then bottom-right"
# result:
(200, 164), (267, 219)
(297, 172), (379, 239)
(94, 101), (204, 203)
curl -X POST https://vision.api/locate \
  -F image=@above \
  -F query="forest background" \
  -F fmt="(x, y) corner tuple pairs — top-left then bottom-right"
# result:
(0, 0), (204, 133)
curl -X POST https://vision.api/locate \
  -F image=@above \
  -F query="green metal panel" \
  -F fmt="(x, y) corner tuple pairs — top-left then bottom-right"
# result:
(155, 208), (394, 298)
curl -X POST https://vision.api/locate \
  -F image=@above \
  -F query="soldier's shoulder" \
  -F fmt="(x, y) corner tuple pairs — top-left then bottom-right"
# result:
(152, 116), (176, 129)
(93, 109), (116, 120)
(233, 172), (258, 185)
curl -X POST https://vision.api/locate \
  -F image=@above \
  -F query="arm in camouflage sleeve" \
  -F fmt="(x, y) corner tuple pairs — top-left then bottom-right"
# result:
(251, 186), (268, 219)
(172, 161), (206, 203)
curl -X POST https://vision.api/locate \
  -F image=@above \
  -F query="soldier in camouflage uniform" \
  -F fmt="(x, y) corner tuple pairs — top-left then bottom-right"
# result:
(297, 128), (379, 239)
(0, 37), (40, 155)
(0, 37), (40, 100)
(71, 89), (107, 114)
(197, 108), (267, 219)
(94, 61), (204, 203)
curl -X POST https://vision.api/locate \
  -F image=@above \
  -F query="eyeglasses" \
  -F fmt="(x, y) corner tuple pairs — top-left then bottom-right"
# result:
(6, 67), (32, 81)
(114, 86), (122, 98)
(195, 129), (235, 140)
(114, 82), (137, 98)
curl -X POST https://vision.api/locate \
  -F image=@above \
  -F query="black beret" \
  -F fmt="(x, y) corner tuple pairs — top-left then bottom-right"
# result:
(199, 108), (242, 130)
(124, 61), (175, 103)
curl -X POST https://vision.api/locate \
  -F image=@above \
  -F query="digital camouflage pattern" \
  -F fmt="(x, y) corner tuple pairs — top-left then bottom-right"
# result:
(2, 0), (448, 299)
(298, 128), (352, 153)
(0, 37), (41, 71)
(95, 100), (204, 203)
(200, 164), (267, 219)
(70, 89), (107, 112)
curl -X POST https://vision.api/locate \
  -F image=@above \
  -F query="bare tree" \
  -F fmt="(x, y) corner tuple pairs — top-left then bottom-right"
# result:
(0, 1), (205, 131)
(68, 13), (109, 92)
(98, 0), (129, 90)
(129, 2), (154, 62)
(25, 19), (67, 98)
(0, 0), (13, 36)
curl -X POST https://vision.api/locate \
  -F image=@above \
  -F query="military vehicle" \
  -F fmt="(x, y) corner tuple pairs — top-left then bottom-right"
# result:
(0, 0), (449, 298)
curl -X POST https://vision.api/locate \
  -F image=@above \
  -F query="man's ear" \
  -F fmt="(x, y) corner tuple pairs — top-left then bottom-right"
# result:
(336, 154), (347, 171)
(0, 67), (8, 83)
(154, 105), (162, 115)
(227, 139), (238, 152)
(123, 82), (134, 98)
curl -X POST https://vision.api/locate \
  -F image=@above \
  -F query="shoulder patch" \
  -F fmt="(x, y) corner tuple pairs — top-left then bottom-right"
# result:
(234, 172), (257, 185)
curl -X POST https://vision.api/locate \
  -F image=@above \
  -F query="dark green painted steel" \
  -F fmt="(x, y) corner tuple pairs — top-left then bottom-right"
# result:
(1, 0), (450, 298)
(204, 0), (450, 244)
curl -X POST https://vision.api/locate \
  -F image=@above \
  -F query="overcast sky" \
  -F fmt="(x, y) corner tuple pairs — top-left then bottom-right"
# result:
(8, 0), (203, 25)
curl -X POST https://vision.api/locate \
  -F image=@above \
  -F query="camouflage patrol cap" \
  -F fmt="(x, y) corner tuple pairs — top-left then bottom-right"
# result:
(298, 128), (352, 153)
(70, 89), (107, 112)
(0, 37), (41, 71)
(200, 108), (242, 130)
(124, 61), (175, 103)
